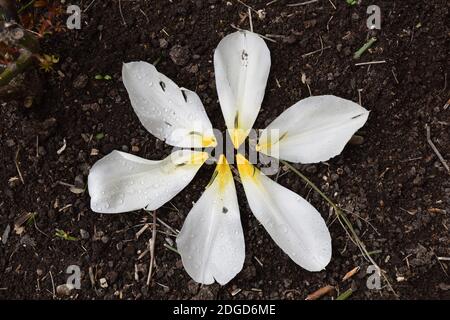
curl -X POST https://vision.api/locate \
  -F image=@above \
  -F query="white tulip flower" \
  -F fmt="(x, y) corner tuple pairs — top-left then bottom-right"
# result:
(88, 30), (369, 285)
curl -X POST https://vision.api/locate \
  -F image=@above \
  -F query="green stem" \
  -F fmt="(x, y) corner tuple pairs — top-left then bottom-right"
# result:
(163, 243), (180, 255)
(280, 160), (398, 297)
(336, 289), (353, 300)
(281, 160), (337, 210)
(17, 0), (35, 14)
(353, 37), (377, 59)
(0, 49), (33, 86)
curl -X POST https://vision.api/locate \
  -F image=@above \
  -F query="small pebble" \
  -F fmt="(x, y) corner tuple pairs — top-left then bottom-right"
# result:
(56, 284), (75, 296)
(80, 229), (90, 240)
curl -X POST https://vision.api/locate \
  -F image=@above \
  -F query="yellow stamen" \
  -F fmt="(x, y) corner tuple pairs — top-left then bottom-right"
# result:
(201, 135), (217, 147)
(215, 155), (232, 191)
(230, 128), (248, 149)
(236, 154), (258, 180)
(188, 152), (209, 165)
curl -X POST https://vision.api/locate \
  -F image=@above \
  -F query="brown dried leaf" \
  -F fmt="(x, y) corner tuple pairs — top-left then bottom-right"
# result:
(14, 212), (33, 235)
(34, 0), (48, 8)
(305, 285), (335, 300)
(427, 208), (446, 214)
(342, 266), (360, 281)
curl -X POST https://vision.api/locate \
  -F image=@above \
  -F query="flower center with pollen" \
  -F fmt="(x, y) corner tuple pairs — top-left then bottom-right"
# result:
(230, 128), (248, 149)
(201, 135), (217, 147)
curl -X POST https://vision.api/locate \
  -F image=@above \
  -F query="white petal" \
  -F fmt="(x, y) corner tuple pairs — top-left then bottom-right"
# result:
(88, 150), (208, 213)
(122, 61), (216, 148)
(176, 156), (245, 285)
(237, 155), (331, 271)
(214, 30), (271, 147)
(257, 95), (369, 163)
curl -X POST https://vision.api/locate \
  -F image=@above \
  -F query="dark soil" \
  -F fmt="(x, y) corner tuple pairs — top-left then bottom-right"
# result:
(1, 0), (449, 300)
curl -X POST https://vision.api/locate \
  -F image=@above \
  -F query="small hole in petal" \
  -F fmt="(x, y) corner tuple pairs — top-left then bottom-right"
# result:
(159, 81), (166, 91)
(351, 113), (364, 119)
(181, 90), (188, 103)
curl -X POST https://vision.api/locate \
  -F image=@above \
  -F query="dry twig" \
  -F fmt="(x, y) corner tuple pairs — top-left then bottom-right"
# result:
(426, 124), (449, 173)
(146, 211), (157, 286)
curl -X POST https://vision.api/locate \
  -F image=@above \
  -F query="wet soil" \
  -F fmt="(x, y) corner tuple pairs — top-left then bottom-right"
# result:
(0, 0), (449, 299)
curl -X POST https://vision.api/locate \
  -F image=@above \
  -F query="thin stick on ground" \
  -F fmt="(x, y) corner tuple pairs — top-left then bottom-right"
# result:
(230, 24), (277, 43)
(302, 46), (331, 58)
(156, 217), (179, 236)
(391, 68), (400, 84)
(443, 98), (449, 110)
(280, 160), (398, 296)
(15, 147), (25, 184)
(49, 271), (56, 299)
(318, 35), (324, 57)
(287, 0), (318, 7)
(355, 60), (386, 67)
(146, 210), (157, 286)
(83, 0), (97, 12)
(358, 89), (363, 106)
(328, 0), (336, 10)
(118, 0), (126, 26)
(425, 124), (450, 173)
(36, 136), (39, 158)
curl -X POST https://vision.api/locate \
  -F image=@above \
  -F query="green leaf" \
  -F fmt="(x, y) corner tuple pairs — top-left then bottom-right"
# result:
(336, 289), (353, 300)
(95, 132), (105, 140)
(55, 229), (78, 241)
